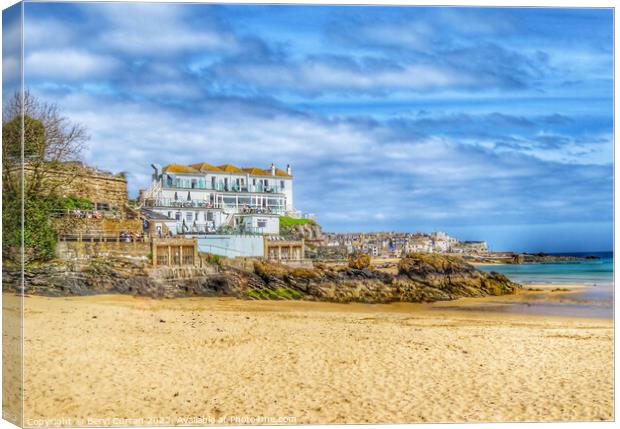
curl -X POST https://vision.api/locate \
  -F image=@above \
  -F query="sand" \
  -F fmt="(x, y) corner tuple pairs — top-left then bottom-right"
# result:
(7, 291), (614, 425)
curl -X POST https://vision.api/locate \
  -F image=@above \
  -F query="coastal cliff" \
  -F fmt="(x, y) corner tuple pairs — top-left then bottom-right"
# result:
(3, 253), (519, 303)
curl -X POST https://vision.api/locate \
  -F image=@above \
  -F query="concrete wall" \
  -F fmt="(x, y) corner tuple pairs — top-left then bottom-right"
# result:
(241, 215), (279, 234)
(197, 235), (265, 258)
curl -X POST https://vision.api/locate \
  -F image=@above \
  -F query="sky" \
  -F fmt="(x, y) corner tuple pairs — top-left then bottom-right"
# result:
(2, 2), (614, 252)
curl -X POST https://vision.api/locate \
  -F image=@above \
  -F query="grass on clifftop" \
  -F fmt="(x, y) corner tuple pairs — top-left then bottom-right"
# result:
(279, 216), (316, 228)
(279, 216), (317, 236)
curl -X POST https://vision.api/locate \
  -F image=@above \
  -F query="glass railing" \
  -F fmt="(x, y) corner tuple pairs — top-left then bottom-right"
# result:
(144, 199), (220, 208)
(144, 199), (285, 214)
(161, 182), (284, 193)
(174, 224), (267, 236)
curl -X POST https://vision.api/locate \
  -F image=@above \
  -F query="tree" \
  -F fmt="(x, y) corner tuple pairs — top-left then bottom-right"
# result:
(2, 90), (89, 263)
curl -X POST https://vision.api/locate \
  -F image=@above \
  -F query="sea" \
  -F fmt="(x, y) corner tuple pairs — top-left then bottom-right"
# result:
(476, 252), (614, 319)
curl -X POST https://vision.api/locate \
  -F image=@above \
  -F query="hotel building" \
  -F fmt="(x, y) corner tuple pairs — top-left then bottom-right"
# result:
(141, 162), (295, 236)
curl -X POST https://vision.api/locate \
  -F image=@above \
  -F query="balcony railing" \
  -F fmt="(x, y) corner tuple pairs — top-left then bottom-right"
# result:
(162, 182), (284, 193)
(174, 223), (267, 236)
(143, 199), (284, 214)
(143, 199), (220, 209)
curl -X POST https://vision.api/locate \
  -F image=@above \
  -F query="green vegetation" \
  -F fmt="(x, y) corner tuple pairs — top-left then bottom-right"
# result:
(279, 216), (316, 228)
(279, 215), (316, 235)
(3, 115), (46, 159)
(247, 287), (303, 300)
(2, 91), (89, 264)
(59, 195), (94, 210)
(3, 194), (59, 263)
(203, 252), (222, 266)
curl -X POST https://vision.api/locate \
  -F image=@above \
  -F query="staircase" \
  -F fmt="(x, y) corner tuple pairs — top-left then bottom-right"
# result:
(139, 180), (162, 208)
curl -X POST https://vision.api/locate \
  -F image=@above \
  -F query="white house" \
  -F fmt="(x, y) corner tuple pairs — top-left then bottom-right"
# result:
(141, 162), (295, 236)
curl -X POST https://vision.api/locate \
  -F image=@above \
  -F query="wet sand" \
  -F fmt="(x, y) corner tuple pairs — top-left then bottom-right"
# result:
(6, 290), (614, 425)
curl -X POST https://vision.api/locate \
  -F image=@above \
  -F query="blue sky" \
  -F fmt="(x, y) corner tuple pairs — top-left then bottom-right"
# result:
(3, 3), (614, 252)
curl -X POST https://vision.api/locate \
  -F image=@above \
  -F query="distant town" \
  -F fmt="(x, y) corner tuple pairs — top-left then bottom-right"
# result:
(323, 231), (487, 259)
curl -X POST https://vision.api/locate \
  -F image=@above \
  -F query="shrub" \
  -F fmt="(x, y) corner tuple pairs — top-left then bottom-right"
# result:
(203, 253), (222, 266)
(60, 195), (94, 210)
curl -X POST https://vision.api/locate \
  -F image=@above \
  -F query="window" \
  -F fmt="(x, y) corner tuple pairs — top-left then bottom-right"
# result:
(96, 202), (110, 211)
(207, 212), (214, 221)
(167, 211), (172, 218)
(257, 219), (267, 228)
(175, 212), (181, 221)
(280, 180), (285, 189)
(191, 179), (197, 189)
(211, 177), (216, 189)
(186, 212), (193, 222)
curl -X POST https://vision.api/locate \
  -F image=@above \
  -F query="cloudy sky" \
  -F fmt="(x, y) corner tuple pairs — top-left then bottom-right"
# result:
(4, 3), (614, 252)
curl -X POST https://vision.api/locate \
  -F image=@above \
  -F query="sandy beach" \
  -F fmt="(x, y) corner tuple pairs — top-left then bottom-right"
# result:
(7, 289), (614, 425)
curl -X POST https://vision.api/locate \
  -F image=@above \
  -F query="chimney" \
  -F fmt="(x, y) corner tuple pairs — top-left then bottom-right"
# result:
(271, 163), (276, 176)
(286, 164), (291, 176)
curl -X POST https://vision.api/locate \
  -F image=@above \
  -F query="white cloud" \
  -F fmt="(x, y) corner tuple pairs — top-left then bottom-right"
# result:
(90, 3), (239, 56)
(209, 59), (478, 95)
(25, 49), (121, 80)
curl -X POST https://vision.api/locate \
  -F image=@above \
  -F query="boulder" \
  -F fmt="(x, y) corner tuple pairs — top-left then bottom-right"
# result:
(347, 252), (371, 270)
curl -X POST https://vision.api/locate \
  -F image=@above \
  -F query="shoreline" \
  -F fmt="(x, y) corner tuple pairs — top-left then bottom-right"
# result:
(9, 280), (611, 321)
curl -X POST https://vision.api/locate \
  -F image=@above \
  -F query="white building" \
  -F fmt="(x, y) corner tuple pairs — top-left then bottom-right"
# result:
(142, 162), (295, 236)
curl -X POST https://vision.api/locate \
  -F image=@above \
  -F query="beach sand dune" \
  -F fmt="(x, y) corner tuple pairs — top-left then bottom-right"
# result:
(12, 294), (613, 425)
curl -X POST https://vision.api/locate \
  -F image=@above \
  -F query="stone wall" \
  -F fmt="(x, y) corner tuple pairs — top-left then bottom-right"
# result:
(29, 163), (129, 211)
(56, 241), (150, 261)
(59, 169), (128, 211)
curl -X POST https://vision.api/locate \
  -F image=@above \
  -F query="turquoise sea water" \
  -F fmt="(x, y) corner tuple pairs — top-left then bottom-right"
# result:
(476, 252), (613, 319)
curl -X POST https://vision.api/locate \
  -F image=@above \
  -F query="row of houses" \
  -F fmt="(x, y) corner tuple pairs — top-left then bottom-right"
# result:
(323, 231), (488, 257)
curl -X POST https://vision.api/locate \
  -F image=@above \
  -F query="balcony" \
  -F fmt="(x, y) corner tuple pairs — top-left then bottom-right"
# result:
(176, 224), (267, 236)
(143, 198), (285, 215)
(143, 199), (221, 209)
(161, 181), (284, 194)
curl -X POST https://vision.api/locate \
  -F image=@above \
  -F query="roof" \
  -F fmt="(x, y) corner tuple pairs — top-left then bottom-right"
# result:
(274, 168), (290, 177)
(189, 162), (222, 172)
(141, 208), (174, 221)
(163, 162), (292, 177)
(163, 164), (198, 174)
(242, 167), (270, 176)
(217, 164), (243, 173)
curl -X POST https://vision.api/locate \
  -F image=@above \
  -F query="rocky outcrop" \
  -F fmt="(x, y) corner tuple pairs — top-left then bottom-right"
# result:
(4, 258), (245, 298)
(248, 253), (519, 303)
(395, 253), (520, 301)
(514, 253), (599, 264)
(287, 222), (323, 241)
(4, 253), (520, 303)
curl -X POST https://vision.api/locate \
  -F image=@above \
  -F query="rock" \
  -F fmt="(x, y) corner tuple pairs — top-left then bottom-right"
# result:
(396, 252), (520, 301)
(4, 252), (520, 304)
(347, 252), (371, 270)
(287, 223), (323, 241)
